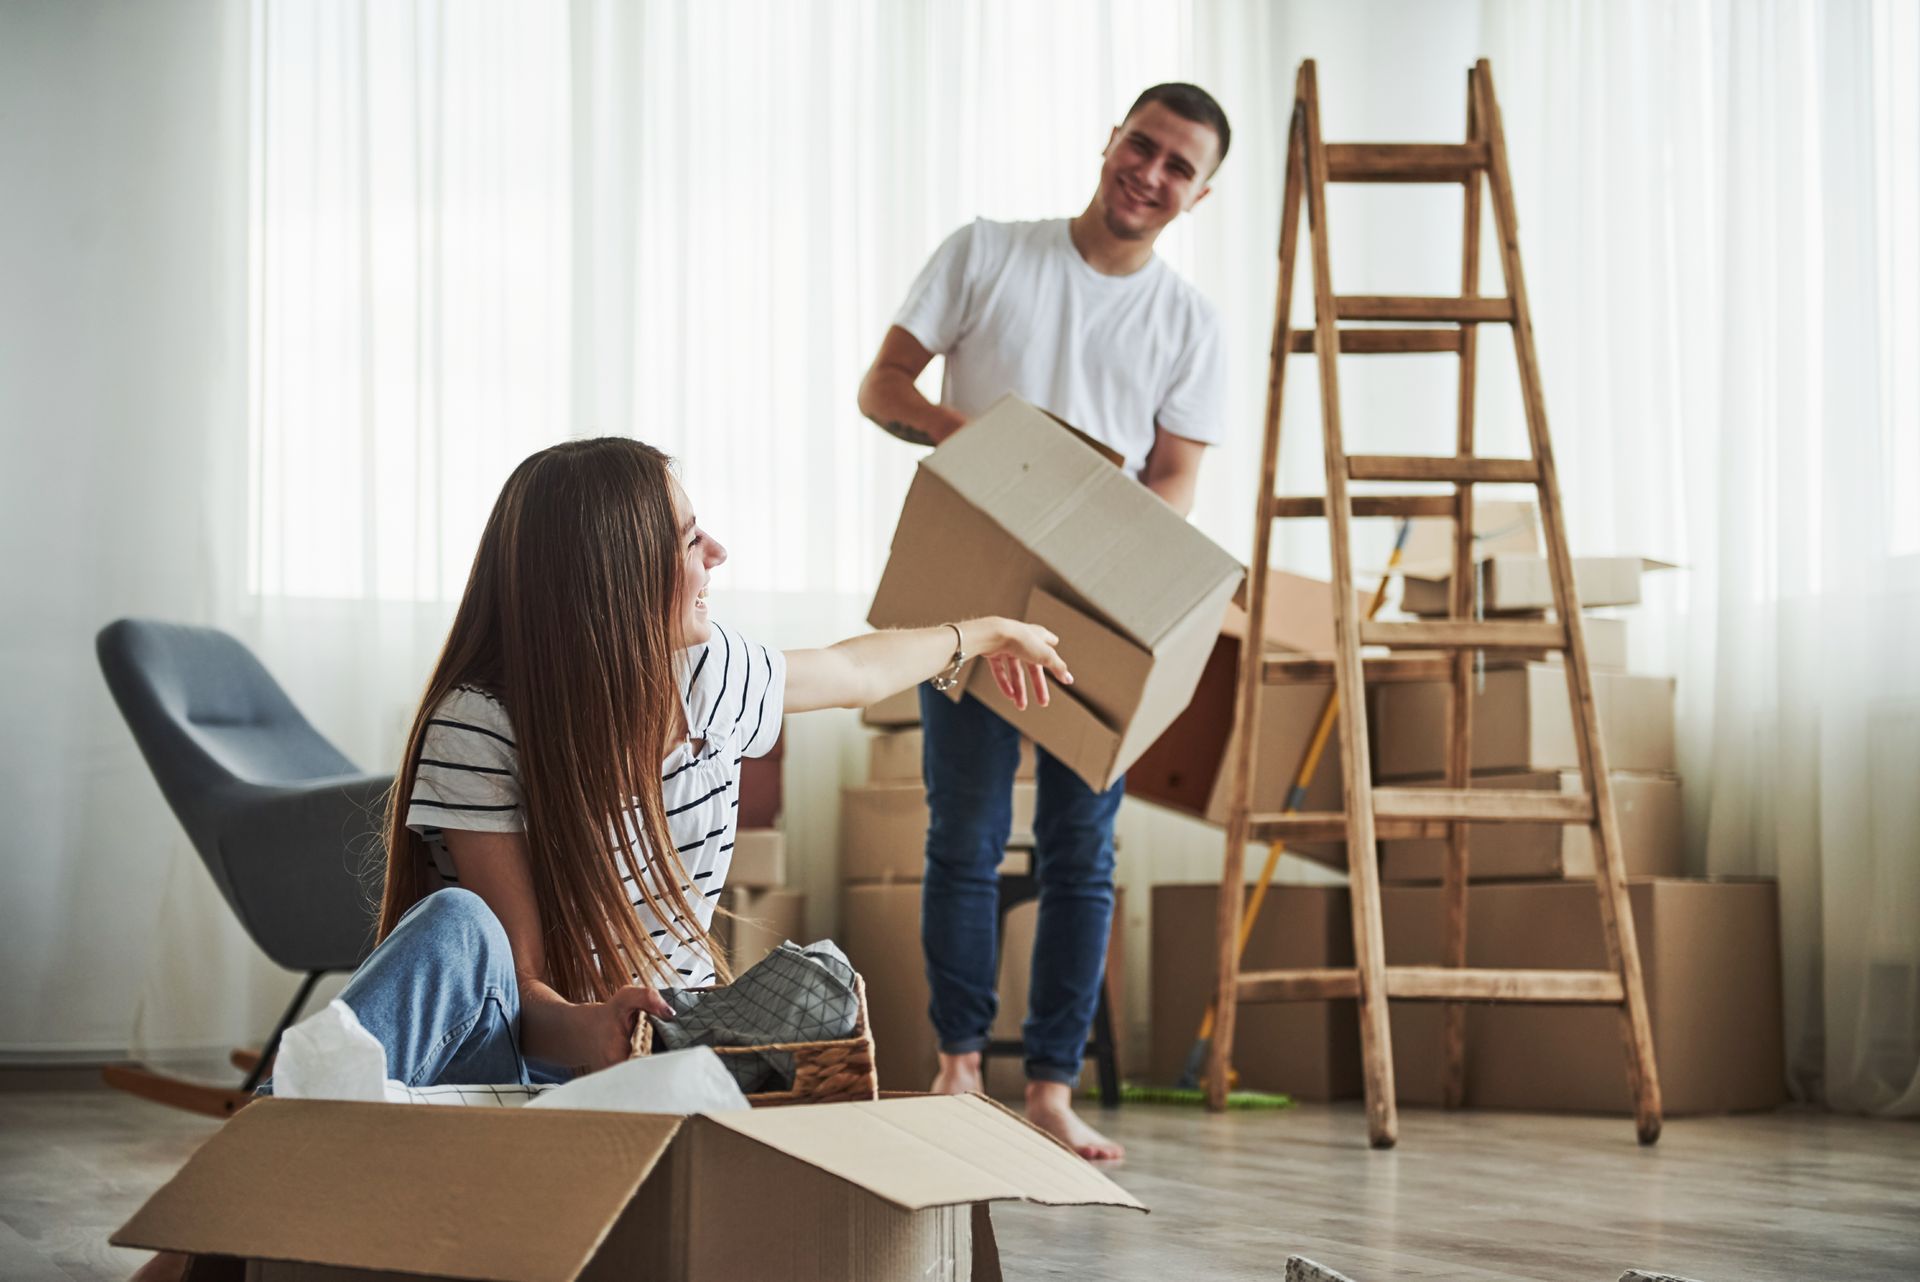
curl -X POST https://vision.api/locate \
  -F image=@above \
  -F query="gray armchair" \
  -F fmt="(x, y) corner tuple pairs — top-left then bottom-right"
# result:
(96, 619), (389, 1114)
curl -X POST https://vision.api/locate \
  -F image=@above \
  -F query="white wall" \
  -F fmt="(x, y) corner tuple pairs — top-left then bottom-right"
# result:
(0, 0), (249, 1058)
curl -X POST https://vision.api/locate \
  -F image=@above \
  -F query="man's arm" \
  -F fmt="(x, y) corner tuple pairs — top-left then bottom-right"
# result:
(1140, 426), (1207, 516)
(858, 326), (968, 446)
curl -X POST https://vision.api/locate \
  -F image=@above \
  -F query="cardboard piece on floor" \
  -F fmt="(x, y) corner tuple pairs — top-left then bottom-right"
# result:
(1378, 771), (1683, 882)
(842, 883), (1124, 1095)
(715, 887), (806, 972)
(862, 686), (923, 728)
(727, 828), (786, 889)
(868, 394), (1242, 793)
(870, 729), (1036, 783)
(1402, 554), (1677, 616)
(114, 1095), (1141, 1282)
(843, 781), (1037, 883)
(1373, 663), (1676, 779)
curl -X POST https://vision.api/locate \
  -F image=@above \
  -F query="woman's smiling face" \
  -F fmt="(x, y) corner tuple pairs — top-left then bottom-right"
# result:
(670, 477), (727, 649)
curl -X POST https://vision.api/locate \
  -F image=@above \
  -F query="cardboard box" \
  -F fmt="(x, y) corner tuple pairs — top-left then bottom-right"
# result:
(862, 685), (922, 727)
(1173, 880), (1784, 1115)
(842, 781), (1038, 883)
(1388, 879), (1785, 1115)
(1402, 554), (1676, 615)
(113, 1094), (1141, 1281)
(843, 883), (1124, 1095)
(1127, 572), (1360, 861)
(716, 887), (806, 972)
(1374, 663), (1676, 779)
(727, 828), (786, 889)
(737, 723), (784, 828)
(1392, 499), (1542, 580)
(869, 394), (1242, 793)
(869, 728), (1036, 783)
(1378, 771), (1684, 882)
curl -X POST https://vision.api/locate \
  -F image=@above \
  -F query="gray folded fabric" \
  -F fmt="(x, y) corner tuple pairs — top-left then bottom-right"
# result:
(650, 940), (859, 1092)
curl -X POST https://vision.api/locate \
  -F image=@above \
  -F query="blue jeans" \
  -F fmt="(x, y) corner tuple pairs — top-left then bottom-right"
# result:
(269, 888), (567, 1092)
(918, 684), (1123, 1085)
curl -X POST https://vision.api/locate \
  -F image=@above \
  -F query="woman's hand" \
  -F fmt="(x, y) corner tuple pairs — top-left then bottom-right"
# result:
(561, 985), (674, 1073)
(973, 618), (1073, 711)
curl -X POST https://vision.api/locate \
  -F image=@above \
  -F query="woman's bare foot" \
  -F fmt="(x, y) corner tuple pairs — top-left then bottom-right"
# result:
(930, 1049), (983, 1094)
(129, 1251), (190, 1282)
(1025, 1079), (1123, 1162)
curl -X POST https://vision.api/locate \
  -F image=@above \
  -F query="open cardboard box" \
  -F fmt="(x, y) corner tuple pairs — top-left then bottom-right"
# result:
(1402, 554), (1677, 616)
(869, 394), (1242, 794)
(114, 1094), (1142, 1282)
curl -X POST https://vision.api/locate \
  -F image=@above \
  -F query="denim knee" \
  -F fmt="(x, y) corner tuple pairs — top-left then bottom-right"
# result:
(403, 888), (513, 973)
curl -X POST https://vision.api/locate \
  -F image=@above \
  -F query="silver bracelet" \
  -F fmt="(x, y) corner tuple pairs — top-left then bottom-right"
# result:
(929, 622), (967, 692)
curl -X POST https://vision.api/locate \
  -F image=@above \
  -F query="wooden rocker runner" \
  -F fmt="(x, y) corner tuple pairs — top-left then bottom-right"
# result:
(1206, 59), (1663, 1147)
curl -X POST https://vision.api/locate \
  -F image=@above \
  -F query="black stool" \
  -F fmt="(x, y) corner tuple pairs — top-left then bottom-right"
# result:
(979, 847), (1122, 1108)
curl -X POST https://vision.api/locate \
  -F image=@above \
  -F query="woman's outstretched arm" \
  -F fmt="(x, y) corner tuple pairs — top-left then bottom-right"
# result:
(783, 617), (1071, 714)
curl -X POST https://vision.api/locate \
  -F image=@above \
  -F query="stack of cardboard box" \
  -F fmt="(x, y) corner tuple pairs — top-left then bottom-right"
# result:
(1141, 505), (1785, 1116)
(715, 721), (806, 975)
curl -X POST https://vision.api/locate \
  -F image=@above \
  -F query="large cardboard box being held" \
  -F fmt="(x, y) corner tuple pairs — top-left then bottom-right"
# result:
(1373, 662), (1676, 779)
(113, 1094), (1140, 1282)
(843, 882), (1124, 1094)
(842, 781), (1038, 883)
(868, 394), (1242, 794)
(1378, 770), (1684, 882)
(1126, 571), (1359, 863)
(869, 728), (1036, 783)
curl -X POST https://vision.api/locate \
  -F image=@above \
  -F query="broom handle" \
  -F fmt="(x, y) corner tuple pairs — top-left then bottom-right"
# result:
(1197, 521), (1413, 1044)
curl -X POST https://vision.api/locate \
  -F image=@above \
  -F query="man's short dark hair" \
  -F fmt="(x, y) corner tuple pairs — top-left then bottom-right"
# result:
(1125, 82), (1231, 172)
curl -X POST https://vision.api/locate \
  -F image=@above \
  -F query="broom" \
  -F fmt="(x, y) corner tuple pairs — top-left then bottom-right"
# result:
(1126, 521), (1414, 1108)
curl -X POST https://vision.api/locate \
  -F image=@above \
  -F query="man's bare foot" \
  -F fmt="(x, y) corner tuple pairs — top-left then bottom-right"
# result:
(930, 1049), (983, 1095)
(1025, 1079), (1123, 1162)
(129, 1251), (190, 1282)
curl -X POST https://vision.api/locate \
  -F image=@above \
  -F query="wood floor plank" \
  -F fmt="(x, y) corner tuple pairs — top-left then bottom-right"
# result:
(1, 1087), (1915, 1281)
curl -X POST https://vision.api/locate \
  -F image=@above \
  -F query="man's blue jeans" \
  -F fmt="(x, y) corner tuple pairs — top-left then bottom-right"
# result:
(278, 888), (569, 1090)
(918, 683), (1123, 1085)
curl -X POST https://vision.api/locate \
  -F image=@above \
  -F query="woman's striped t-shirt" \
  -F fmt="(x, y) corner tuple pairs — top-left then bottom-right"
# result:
(404, 622), (785, 986)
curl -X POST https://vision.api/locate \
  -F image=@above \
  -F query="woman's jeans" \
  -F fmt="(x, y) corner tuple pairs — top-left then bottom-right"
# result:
(273, 888), (568, 1091)
(918, 683), (1123, 1086)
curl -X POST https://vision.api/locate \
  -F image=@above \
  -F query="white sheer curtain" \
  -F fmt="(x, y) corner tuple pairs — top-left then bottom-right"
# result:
(1479, 0), (1920, 1114)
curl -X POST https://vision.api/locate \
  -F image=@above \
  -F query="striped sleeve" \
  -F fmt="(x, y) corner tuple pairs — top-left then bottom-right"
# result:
(683, 622), (785, 759)
(406, 688), (525, 834)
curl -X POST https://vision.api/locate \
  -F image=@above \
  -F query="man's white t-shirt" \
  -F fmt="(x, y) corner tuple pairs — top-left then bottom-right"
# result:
(893, 217), (1224, 477)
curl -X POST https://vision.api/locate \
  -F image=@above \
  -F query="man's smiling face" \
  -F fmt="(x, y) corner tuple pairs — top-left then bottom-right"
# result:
(1094, 101), (1220, 242)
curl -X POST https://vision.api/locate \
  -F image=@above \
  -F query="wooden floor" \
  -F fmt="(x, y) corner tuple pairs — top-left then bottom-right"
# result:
(4, 1074), (1916, 1282)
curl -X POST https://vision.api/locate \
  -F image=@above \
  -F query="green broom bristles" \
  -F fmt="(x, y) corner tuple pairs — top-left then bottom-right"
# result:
(1083, 1082), (1294, 1110)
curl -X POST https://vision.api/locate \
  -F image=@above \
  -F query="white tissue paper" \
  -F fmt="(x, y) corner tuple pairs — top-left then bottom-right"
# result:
(268, 998), (749, 1113)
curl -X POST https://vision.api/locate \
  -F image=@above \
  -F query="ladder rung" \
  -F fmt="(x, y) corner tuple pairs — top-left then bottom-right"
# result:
(1246, 813), (1450, 842)
(1289, 328), (1463, 355)
(1260, 653), (1453, 685)
(1335, 295), (1513, 323)
(1271, 494), (1458, 519)
(1347, 455), (1540, 484)
(1372, 787), (1596, 825)
(1236, 966), (1626, 1005)
(1359, 620), (1567, 650)
(1324, 142), (1491, 183)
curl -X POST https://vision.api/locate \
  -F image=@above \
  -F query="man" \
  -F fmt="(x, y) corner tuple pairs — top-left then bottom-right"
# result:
(857, 83), (1230, 1160)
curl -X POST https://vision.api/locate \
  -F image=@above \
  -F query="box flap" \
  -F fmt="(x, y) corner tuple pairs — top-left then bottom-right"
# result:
(703, 1094), (1144, 1214)
(919, 395), (1240, 650)
(113, 1100), (684, 1282)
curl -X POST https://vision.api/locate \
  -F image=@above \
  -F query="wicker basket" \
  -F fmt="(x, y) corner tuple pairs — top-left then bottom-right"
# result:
(630, 973), (879, 1108)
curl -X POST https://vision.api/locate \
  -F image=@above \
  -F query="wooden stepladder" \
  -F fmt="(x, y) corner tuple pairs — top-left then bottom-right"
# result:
(1207, 59), (1663, 1148)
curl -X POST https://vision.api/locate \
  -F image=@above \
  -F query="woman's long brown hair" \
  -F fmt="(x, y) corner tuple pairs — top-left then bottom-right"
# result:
(376, 437), (730, 999)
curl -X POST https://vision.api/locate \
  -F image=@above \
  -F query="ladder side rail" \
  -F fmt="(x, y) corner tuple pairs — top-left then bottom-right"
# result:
(1300, 59), (1400, 1150)
(1206, 78), (1311, 1113)
(1474, 59), (1663, 1144)
(1441, 64), (1486, 1111)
